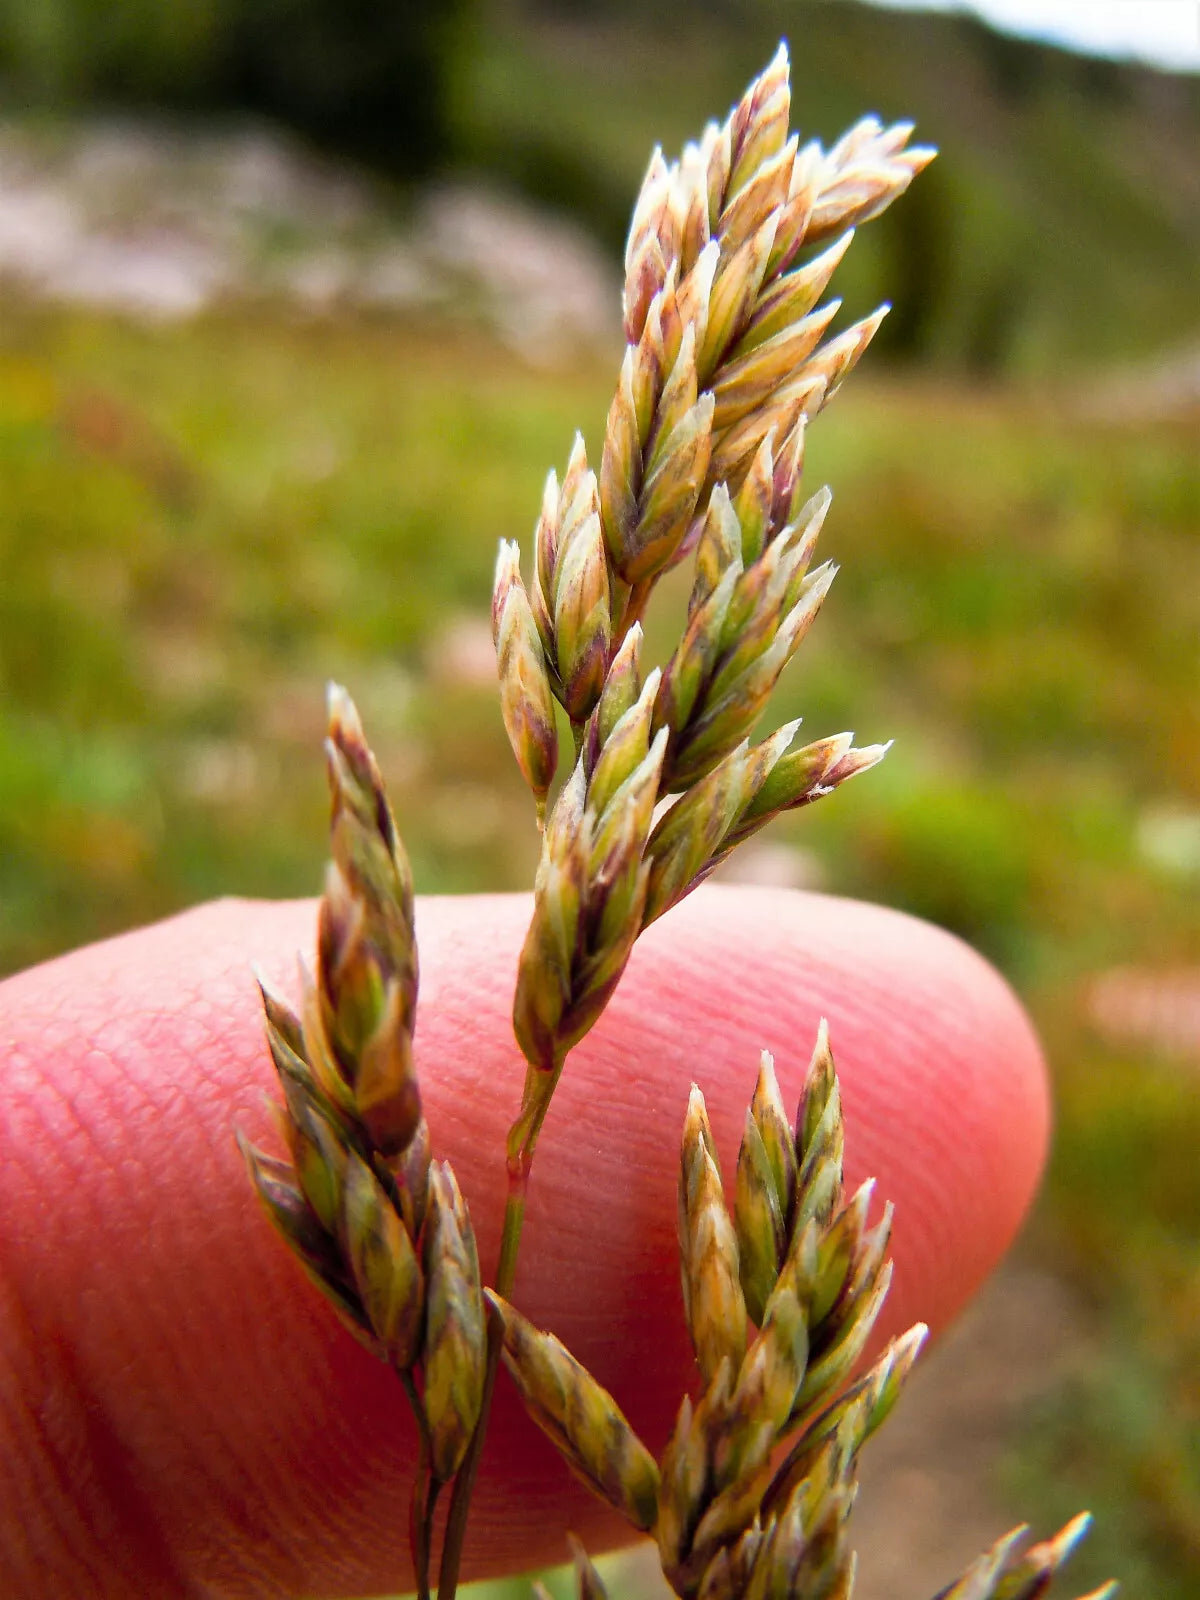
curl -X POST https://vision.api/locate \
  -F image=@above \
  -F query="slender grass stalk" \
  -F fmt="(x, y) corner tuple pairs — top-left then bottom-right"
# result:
(401, 1369), (437, 1600)
(436, 1302), (505, 1600)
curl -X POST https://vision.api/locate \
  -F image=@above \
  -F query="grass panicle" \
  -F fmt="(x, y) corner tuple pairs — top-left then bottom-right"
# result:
(500, 46), (916, 1196)
(931, 1515), (1118, 1600)
(243, 43), (1109, 1600)
(616, 41), (932, 556)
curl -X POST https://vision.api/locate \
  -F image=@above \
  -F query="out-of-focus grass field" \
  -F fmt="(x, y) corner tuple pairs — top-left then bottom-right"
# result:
(1, 300), (1198, 1594)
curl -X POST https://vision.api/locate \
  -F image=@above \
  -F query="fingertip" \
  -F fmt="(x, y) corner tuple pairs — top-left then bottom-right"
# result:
(0, 888), (1049, 1592)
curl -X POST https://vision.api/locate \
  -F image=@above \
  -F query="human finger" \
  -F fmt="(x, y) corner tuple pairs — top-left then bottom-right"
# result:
(0, 888), (1047, 1597)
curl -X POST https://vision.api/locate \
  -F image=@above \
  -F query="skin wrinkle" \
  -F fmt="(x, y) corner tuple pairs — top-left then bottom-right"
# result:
(17, 1063), (208, 1592)
(0, 1202), (193, 1597)
(0, 887), (1048, 1598)
(0, 1046), (137, 1592)
(0, 1276), (92, 1592)
(81, 1035), (289, 1588)
(4, 959), (308, 1597)
(42, 1340), (206, 1600)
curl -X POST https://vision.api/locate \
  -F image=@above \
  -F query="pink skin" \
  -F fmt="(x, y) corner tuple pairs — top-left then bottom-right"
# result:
(0, 887), (1048, 1599)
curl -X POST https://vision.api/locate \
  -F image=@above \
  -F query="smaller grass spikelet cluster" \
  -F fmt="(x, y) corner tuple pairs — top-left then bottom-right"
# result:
(489, 1026), (1110, 1600)
(241, 687), (486, 1594)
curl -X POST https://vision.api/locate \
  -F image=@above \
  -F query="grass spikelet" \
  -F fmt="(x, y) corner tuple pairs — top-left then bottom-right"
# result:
(422, 1163), (487, 1482)
(679, 1086), (748, 1385)
(487, 1292), (661, 1531)
(493, 539), (560, 821)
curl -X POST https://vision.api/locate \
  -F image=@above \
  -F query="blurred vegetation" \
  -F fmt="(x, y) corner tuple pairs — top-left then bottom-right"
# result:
(450, 0), (1200, 376)
(1, 1), (1198, 373)
(0, 300), (1196, 1592)
(0, 0), (471, 173)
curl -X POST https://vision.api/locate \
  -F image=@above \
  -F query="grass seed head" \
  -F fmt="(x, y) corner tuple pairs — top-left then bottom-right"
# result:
(475, 43), (1109, 1600)
(934, 1514), (1110, 1600)
(698, 212), (780, 380)
(749, 1486), (856, 1600)
(735, 1050), (797, 1323)
(589, 620), (644, 761)
(513, 713), (665, 1075)
(532, 436), (613, 722)
(732, 1259), (811, 1440)
(725, 43), (791, 195)
(642, 740), (755, 925)
(689, 483), (743, 611)
(805, 118), (937, 245)
(240, 1134), (382, 1356)
(513, 25), (918, 1051)
(711, 299), (840, 432)
(734, 1107), (788, 1328)
(586, 666), (660, 820)
(740, 230), (855, 355)
(280, 1075), (349, 1236)
(611, 390), (716, 586)
(552, 507), (611, 721)
(795, 1020), (845, 1225)
(512, 805), (590, 1073)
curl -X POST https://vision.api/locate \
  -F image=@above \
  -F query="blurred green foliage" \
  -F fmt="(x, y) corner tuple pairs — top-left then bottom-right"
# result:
(0, 0), (470, 173)
(1, 299), (1197, 1592)
(452, 1), (1200, 376)
(1, 1), (1197, 374)
(5, 308), (1190, 977)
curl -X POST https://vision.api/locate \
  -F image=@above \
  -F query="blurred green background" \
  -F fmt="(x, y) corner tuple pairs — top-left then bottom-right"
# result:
(0, 1), (1197, 1596)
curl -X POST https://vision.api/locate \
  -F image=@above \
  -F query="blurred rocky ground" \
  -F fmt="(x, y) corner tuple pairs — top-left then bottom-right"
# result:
(0, 119), (620, 359)
(5, 112), (1198, 424)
